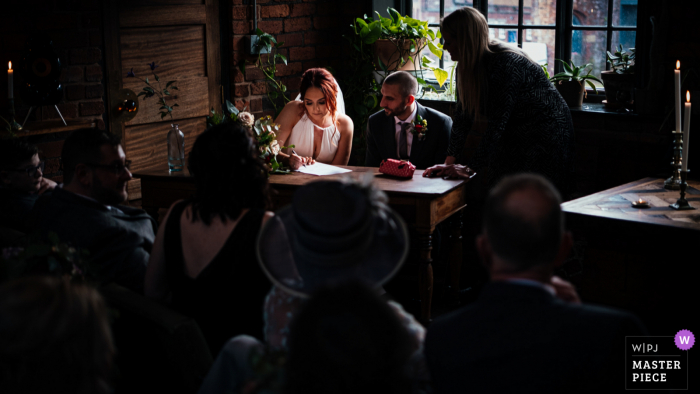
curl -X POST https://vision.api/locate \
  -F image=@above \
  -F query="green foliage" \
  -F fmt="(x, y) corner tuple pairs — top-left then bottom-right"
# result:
(130, 63), (179, 120)
(549, 59), (603, 94)
(242, 29), (290, 116)
(607, 45), (635, 74)
(206, 100), (241, 128)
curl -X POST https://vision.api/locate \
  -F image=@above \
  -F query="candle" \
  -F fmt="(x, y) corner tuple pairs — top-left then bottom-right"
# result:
(632, 198), (649, 208)
(675, 61), (681, 133)
(7, 61), (13, 99)
(682, 91), (691, 172)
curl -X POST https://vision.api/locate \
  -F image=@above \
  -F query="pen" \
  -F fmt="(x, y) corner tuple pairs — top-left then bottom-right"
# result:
(291, 149), (306, 167)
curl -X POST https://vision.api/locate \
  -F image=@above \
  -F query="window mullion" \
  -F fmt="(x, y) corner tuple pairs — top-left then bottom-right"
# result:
(518, 0), (524, 48)
(606, 0), (614, 70)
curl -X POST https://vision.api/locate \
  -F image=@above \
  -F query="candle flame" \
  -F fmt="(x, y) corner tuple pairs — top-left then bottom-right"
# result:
(687, 91), (691, 102)
(677, 60), (680, 70)
(638, 198), (643, 203)
(8, 61), (11, 70)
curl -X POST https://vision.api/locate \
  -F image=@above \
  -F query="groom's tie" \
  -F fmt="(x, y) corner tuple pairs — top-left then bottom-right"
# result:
(399, 122), (410, 160)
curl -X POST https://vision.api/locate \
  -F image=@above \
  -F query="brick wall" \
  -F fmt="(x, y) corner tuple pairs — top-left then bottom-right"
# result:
(229, 0), (363, 118)
(0, 0), (105, 182)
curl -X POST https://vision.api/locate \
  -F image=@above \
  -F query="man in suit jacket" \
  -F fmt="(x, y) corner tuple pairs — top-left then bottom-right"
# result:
(30, 129), (156, 293)
(425, 174), (647, 393)
(365, 71), (451, 170)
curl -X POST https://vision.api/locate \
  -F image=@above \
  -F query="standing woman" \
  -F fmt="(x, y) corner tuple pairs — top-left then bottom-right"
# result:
(274, 68), (354, 169)
(424, 7), (575, 198)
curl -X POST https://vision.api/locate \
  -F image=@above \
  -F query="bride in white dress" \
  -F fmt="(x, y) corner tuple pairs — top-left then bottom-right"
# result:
(275, 68), (353, 169)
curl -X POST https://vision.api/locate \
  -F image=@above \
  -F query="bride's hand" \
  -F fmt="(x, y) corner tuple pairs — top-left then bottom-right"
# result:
(289, 154), (315, 170)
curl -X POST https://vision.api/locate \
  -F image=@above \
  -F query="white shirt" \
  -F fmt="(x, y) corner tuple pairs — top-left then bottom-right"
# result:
(394, 104), (418, 158)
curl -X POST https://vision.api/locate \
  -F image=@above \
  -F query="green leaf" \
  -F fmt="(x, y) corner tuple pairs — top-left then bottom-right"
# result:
(269, 91), (279, 99)
(585, 80), (598, 94)
(166, 81), (176, 88)
(281, 84), (287, 92)
(364, 20), (382, 44)
(164, 90), (170, 96)
(388, 7), (402, 24)
(161, 112), (167, 119)
(256, 28), (264, 36)
(159, 106), (168, 110)
(436, 29), (442, 39)
(172, 103), (179, 107)
(356, 18), (368, 31)
(427, 29), (435, 41)
(559, 59), (573, 74)
(427, 41), (443, 59)
(154, 74), (160, 82)
(145, 77), (149, 84)
(143, 87), (155, 93)
(377, 56), (387, 72)
(226, 100), (238, 115)
(171, 86), (178, 90)
(433, 68), (449, 87)
(276, 54), (288, 65)
(239, 61), (246, 76)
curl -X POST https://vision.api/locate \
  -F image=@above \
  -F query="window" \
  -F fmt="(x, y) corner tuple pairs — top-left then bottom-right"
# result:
(409, 0), (638, 89)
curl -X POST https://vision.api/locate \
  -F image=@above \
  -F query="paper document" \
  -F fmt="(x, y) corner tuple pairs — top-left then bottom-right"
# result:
(296, 162), (352, 176)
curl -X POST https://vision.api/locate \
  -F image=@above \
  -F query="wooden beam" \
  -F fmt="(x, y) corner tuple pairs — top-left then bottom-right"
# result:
(120, 5), (206, 28)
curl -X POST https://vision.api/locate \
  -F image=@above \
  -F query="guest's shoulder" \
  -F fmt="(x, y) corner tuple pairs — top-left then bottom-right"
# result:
(422, 105), (451, 122)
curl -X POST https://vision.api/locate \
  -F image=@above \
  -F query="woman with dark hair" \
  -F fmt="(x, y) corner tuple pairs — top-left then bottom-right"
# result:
(0, 277), (115, 394)
(424, 7), (575, 197)
(145, 122), (274, 355)
(285, 281), (417, 394)
(274, 68), (353, 169)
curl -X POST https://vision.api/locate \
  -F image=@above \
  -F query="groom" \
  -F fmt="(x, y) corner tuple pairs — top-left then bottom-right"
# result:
(365, 71), (452, 169)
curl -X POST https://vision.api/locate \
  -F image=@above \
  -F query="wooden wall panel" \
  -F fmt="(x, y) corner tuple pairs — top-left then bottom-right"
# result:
(120, 26), (206, 79)
(120, 5), (206, 28)
(124, 76), (209, 125)
(124, 117), (206, 172)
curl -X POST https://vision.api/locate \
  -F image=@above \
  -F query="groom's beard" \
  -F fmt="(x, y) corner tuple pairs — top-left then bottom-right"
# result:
(383, 102), (411, 118)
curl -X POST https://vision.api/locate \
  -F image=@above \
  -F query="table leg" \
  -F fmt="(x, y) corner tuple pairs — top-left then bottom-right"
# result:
(447, 210), (464, 306)
(417, 230), (434, 324)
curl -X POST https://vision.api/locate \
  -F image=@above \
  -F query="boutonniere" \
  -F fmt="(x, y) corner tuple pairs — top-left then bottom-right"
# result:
(411, 115), (428, 140)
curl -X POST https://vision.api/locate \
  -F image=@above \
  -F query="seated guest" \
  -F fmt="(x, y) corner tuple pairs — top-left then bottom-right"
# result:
(366, 71), (452, 169)
(145, 122), (274, 355)
(0, 277), (115, 394)
(29, 129), (155, 293)
(274, 68), (354, 169)
(425, 174), (647, 393)
(197, 179), (425, 394)
(284, 281), (417, 394)
(0, 139), (57, 232)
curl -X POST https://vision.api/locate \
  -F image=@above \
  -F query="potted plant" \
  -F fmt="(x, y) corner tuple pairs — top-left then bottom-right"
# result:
(549, 59), (603, 108)
(601, 45), (635, 106)
(354, 8), (443, 74)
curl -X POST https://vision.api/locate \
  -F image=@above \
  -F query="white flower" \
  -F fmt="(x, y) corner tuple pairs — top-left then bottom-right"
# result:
(239, 111), (254, 126)
(270, 140), (280, 155)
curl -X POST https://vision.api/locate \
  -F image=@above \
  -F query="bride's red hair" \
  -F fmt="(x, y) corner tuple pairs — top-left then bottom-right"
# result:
(299, 68), (338, 125)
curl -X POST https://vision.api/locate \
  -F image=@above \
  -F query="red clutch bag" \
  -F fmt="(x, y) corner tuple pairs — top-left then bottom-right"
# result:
(379, 159), (416, 178)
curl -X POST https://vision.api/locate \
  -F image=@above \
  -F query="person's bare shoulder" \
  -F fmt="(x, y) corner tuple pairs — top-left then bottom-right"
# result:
(336, 113), (354, 133)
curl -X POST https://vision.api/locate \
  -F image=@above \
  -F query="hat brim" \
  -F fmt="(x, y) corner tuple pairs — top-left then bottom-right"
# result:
(256, 204), (409, 298)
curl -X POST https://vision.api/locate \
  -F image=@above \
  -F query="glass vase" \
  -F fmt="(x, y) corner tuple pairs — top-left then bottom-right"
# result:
(167, 124), (185, 172)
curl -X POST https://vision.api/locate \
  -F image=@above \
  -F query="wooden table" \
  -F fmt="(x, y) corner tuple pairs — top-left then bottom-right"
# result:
(133, 166), (469, 322)
(562, 177), (700, 231)
(561, 178), (699, 334)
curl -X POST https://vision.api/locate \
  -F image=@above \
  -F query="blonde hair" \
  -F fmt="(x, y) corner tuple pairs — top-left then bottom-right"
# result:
(441, 7), (535, 121)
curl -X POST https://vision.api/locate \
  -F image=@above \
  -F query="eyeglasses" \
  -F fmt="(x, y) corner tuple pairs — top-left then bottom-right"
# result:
(7, 161), (45, 177)
(86, 160), (132, 175)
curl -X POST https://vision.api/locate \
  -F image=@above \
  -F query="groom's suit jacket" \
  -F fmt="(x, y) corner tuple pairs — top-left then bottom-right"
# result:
(365, 102), (452, 170)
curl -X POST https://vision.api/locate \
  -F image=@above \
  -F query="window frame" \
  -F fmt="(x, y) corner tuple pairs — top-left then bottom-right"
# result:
(407, 0), (638, 84)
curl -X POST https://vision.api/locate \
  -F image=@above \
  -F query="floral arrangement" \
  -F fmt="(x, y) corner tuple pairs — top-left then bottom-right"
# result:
(126, 62), (179, 120)
(207, 102), (294, 174)
(411, 114), (428, 140)
(253, 115), (295, 174)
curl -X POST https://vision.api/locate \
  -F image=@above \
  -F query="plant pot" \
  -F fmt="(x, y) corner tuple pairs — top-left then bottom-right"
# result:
(372, 38), (426, 72)
(600, 70), (634, 104)
(555, 80), (585, 108)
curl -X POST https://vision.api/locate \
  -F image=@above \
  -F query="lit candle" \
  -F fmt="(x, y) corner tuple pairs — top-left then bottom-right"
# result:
(675, 61), (681, 133)
(682, 91), (691, 172)
(7, 61), (13, 99)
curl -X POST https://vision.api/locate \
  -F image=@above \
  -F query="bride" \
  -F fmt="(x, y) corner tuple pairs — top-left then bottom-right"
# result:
(275, 68), (353, 169)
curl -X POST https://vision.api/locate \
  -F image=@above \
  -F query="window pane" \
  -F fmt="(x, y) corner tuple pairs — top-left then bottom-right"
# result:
(573, 0), (608, 26)
(523, 29), (556, 66)
(490, 28), (519, 44)
(571, 30), (607, 87)
(613, 0), (637, 27)
(612, 30), (636, 55)
(448, 0), (473, 14)
(524, 0), (556, 26)
(488, 0), (519, 25)
(413, 0), (442, 24)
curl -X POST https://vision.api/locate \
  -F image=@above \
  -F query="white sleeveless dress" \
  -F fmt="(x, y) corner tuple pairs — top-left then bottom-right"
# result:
(286, 113), (340, 164)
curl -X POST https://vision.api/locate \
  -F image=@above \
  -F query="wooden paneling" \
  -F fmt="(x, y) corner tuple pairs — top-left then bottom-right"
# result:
(124, 77), (209, 125)
(120, 5), (206, 28)
(120, 26), (207, 79)
(124, 117), (206, 172)
(205, 0), (222, 113)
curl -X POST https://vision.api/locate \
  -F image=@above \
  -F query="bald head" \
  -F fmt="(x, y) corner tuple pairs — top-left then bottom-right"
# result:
(483, 174), (563, 271)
